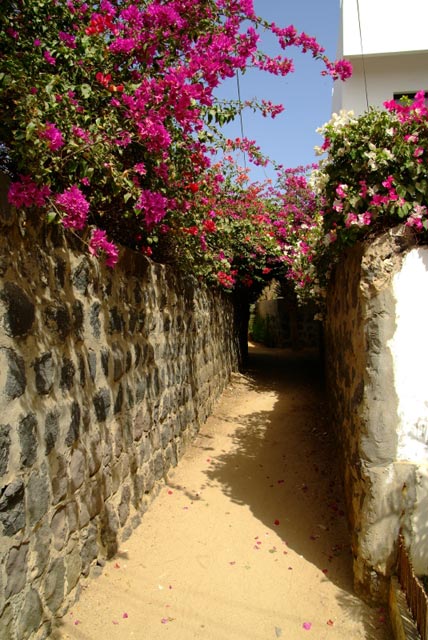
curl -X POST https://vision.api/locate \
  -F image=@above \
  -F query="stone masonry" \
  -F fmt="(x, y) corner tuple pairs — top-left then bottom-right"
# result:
(0, 174), (239, 639)
(325, 226), (428, 603)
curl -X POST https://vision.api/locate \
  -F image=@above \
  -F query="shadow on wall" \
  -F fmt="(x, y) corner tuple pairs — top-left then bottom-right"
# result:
(203, 345), (389, 639)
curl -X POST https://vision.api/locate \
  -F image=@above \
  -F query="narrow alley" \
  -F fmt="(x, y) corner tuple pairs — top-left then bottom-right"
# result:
(54, 343), (392, 640)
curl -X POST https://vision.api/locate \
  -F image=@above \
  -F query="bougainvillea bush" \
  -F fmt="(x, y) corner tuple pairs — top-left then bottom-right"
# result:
(0, 0), (350, 288)
(291, 93), (428, 305)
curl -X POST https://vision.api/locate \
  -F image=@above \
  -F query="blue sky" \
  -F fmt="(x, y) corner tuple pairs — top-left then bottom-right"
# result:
(215, 0), (341, 181)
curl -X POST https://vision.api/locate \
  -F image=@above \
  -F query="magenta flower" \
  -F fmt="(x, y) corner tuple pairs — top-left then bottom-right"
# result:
(43, 50), (56, 65)
(56, 185), (89, 230)
(89, 229), (119, 267)
(39, 123), (64, 151)
(136, 189), (168, 227)
(8, 176), (51, 209)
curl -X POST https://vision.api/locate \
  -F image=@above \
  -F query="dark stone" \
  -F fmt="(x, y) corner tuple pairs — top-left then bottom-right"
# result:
(72, 260), (90, 293)
(109, 307), (124, 334)
(34, 352), (54, 394)
(80, 526), (98, 576)
(118, 485), (131, 526)
(44, 557), (65, 613)
(45, 303), (72, 339)
(135, 377), (145, 403)
(55, 257), (66, 288)
(73, 300), (84, 336)
(114, 383), (123, 414)
(27, 469), (50, 527)
(0, 604), (14, 640)
(50, 454), (68, 504)
(5, 542), (29, 598)
(100, 504), (119, 558)
(89, 302), (101, 338)
(19, 413), (38, 467)
(45, 410), (59, 455)
(134, 282), (142, 304)
(126, 350), (132, 372)
(93, 388), (111, 422)
(112, 345), (124, 381)
(31, 522), (51, 579)
(128, 310), (138, 333)
(101, 348), (109, 377)
(65, 401), (81, 446)
(154, 451), (164, 480)
(134, 343), (142, 368)
(88, 435), (102, 476)
(0, 424), (11, 476)
(78, 353), (86, 386)
(0, 480), (25, 536)
(2, 282), (35, 337)
(126, 384), (135, 409)
(60, 357), (75, 391)
(160, 422), (172, 449)
(2, 347), (26, 398)
(87, 350), (97, 382)
(16, 588), (43, 640)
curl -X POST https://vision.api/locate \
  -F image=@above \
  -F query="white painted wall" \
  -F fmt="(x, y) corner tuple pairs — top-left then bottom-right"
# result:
(389, 248), (428, 463)
(341, 0), (428, 57)
(332, 52), (428, 115)
(333, 0), (428, 115)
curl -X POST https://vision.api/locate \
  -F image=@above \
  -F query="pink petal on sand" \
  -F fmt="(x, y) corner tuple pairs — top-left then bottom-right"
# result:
(114, 562), (120, 569)
(303, 622), (312, 630)
(123, 613), (129, 619)
(74, 620), (80, 626)
(161, 618), (169, 624)
(168, 490), (173, 495)
(327, 619), (334, 626)
(112, 620), (119, 625)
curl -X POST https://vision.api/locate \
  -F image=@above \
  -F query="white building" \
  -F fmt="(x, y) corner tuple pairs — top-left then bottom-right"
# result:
(332, 0), (428, 115)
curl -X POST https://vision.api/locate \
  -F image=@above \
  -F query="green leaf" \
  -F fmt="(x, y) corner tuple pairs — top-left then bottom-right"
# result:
(81, 84), (92, 99)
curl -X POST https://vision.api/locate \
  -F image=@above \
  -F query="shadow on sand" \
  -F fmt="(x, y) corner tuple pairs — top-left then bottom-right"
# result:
(203, 343), (390, 639)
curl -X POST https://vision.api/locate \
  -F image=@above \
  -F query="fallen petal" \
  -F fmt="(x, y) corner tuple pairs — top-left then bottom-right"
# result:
(123, 613), (129, 619)
(303, 622), (312, 630)
(274, 519), (280, 526)
(327, 619), (334, 626)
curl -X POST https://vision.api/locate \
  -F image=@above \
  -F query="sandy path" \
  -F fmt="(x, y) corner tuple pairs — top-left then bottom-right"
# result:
(54, 344), (392, 640)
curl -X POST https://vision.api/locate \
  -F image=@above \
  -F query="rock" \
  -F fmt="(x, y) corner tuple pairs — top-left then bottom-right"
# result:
(15, 588), (43, 640)
(44, 557), (65, 613)
(34, 352), (54, 395)
(2, 282), (35, 337)
(1, 347), (26, 398)
(19, 413), (38, 467)
(0, 424), (11, 476)
(44, 411), (59, 455)
(5, 542), (29, 598)
(93, 388), (111, 422)
(27, 469), (50, 528)
(65, 401), (80, 446)
(0, 479), (25, 536)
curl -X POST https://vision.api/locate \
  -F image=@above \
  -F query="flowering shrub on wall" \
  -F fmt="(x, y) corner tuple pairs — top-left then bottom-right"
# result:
(289, 92), (428, 305)
(0, 0), (350, 287)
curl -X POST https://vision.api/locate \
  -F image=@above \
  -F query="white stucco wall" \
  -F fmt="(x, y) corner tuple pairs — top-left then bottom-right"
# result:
(389, 248), (428, 463)
(332, 52), (428, 115)
(341, 0), (428, 57)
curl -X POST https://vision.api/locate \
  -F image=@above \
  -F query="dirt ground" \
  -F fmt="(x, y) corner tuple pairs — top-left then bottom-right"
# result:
(54, 343), (392, 640)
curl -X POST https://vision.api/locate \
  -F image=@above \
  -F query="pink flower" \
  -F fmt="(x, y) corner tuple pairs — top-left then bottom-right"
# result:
(43, 50), (56, 65)
(89, 228), (119, 267)
(56, 185), (89, 230)
(136, 189), (168, 227)
(8, 176), (51, 209)
(302, 622), (312, 630)
(39, 123), (64, 151)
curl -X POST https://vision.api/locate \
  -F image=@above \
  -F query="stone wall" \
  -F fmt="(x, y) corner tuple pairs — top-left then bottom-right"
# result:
(325, 226), (428, 603)
(0, 175), (239, 639)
